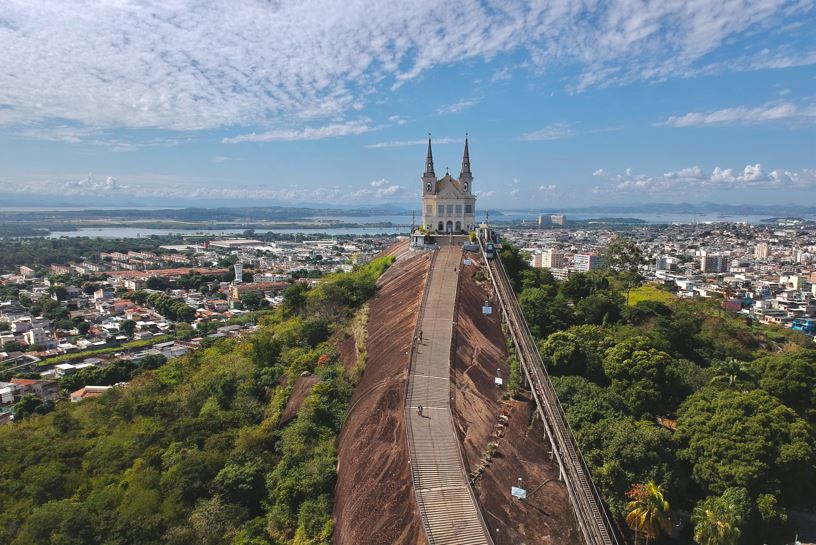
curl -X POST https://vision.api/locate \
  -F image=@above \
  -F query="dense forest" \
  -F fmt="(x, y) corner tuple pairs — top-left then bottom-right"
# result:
(0, 255), (394, 545)
(500, 241), (816, 545)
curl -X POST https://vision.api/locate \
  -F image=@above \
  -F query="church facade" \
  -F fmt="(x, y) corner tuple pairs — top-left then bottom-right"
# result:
(421, 136), (476, 233)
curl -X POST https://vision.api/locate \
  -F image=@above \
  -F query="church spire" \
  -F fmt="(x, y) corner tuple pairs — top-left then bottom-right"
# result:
(424, 135), (435, 177)
(460, 134), (471, 177)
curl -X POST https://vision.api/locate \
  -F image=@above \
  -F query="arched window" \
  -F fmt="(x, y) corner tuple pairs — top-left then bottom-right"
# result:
(455, 221), (462, 232)
(426, 182), (432, 192)
(437, 221), (444, 232)
(463, 182), (468, 192)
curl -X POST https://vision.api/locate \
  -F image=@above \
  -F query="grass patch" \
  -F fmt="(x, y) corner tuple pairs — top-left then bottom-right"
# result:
(627, 284), (675, 306)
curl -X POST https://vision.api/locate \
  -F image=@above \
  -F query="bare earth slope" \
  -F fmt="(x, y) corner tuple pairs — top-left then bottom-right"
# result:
(452, 254), (580, 544)
(333, 247), (431, 545)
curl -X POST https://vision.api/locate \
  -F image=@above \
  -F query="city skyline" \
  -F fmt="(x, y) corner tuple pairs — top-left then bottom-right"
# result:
(1, 1), (815, 208)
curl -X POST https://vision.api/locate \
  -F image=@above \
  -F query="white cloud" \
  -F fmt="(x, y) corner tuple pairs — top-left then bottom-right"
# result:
(436, 98), (482, 115)
(3, 174), (411, 203)
(0, 1), (810, 136)
(62, 173), (127, 193)
(210, 155), (235, 163)
(520, 123), (573, 141)
(509, 188), (520, 197)
(660, 100), (816, 127)
(352, 179), (406, 199)
(598, 163), (816, 193)
(223, 120), (372, 144)
(593, 168), (606, 177)
(520, 123), (622, 141)
(538, 184), (556, 191)
(366, 137), (457, 148)
(476, 190), (496, 198)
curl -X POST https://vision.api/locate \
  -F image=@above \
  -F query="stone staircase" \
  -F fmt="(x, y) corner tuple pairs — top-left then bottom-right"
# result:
(405, 245), (493, 545)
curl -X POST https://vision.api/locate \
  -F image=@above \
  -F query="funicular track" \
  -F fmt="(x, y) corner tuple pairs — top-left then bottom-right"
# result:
(404, 245), (494, 545)
(481, 239), (619, 545)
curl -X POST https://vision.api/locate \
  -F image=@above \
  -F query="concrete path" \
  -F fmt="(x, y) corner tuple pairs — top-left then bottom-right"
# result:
(405, 245), (493, 545)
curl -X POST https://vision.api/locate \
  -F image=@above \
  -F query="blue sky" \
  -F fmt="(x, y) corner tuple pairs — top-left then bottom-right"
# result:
(0, 1), (815, 209)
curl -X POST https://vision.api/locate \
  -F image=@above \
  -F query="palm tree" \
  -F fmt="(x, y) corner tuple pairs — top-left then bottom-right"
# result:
(692, 503), (741, 545)
(625, 481), (672, 545)
(709, 358), (751, 388)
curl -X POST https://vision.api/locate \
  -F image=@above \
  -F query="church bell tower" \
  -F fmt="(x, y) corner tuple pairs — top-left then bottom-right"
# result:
(422, 136), (436, 195)
(420, 134), (477, 234)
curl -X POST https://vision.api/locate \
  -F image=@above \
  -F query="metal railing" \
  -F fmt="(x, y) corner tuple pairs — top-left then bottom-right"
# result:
(479, 238), (619, 545)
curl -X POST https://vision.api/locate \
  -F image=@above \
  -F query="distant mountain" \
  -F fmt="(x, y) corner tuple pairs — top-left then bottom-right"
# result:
(0, 204), (412, 222)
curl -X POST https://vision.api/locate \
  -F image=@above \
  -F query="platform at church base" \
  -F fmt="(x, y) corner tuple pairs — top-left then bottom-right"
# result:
(411, 233), (473, 249)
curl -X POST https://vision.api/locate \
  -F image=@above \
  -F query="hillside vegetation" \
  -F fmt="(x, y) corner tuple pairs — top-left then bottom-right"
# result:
(500, 243), (815, 545)
(0, 256), (394, 545)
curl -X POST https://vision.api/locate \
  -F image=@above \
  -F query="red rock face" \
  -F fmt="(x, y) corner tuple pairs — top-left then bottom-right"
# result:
(333, 247), (431, 545)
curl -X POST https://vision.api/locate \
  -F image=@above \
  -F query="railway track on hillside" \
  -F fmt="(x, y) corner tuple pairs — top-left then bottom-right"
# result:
(481, 240), (619, 545)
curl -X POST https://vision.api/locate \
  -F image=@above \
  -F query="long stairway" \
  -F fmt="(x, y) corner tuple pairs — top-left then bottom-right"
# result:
(405, 245), (493, 545)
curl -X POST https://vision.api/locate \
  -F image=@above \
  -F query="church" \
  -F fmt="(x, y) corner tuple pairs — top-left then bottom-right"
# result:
(421, 136), (476, 234)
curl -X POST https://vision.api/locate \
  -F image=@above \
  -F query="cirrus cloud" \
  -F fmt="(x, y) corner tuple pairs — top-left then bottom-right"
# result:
(660, 100), (816, 127)
(0, 0), (812, 137)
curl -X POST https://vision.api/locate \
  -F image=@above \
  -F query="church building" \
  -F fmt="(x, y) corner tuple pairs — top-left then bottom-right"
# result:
(421, 136), (476, 233)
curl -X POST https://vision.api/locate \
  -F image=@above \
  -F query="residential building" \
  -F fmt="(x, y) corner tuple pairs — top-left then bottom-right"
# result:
(24, 328), (49, 346)
(533, 248), (565, 269)
(10, 378), (59, 401)
(573, 253), (602, 272)
(700, 251), (728, 273)
(70, 385), (113, 402)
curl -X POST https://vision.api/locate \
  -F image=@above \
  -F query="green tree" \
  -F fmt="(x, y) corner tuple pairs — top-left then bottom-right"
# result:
(602, 338), (678, 416)
(561, 273), (594, 303)
(625, 300), (672, 325)
(518, 287), (574, 338)
(120, 319), (137, 337)
(539, 332), (584, 376)
(240, 292), (267, 311)
(498, 243), (529, 290)
(575, 292), (623, 325)
(3, 340), (24, 353)
(250, 332), (282, 369)
(539, 325), (615, 383)
(145, 276), (168, 290)
(752, 350), (816, 420)
(709, 357), (752, 388)
(82, 281), (98, 295)
(49, 285), (69, 301)
(677, 388), (814, 500)
(577, 416), (677, 517)
(284, 283), (310, 315)
(13, 395), (43, 419)
(602, 237), (646, 303)
(692, 488), (750, 545)
(625, 481), (672, 544)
